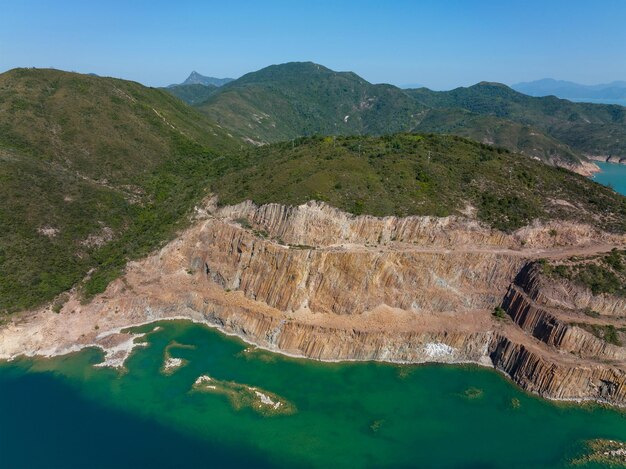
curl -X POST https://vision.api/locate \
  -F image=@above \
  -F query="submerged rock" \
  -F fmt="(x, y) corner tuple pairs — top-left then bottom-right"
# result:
(571, 439), (626, 467)
(192, 374), (296, 416)
(160, 341), (195, 375)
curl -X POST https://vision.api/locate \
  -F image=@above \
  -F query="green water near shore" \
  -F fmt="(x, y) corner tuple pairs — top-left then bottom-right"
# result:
(1, 321), (625, 468)
(593, 161), (626, 196)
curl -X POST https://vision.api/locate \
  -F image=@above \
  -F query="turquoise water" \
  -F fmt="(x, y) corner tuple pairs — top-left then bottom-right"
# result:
(593, 161), (626, 195)
(1, 321), (625, 468)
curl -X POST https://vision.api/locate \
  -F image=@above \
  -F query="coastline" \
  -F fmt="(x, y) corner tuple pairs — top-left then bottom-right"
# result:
(589, 160), (626, 196)
(587, 155), (626, 166)
(3, 313), (625, 410)
(1, 200), (625, 408)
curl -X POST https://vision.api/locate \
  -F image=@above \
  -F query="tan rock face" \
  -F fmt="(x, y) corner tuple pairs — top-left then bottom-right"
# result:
(1, 199), (625, 405)
(490, 336), (626, 402)
(190, 219), (523, 316)
(214, 199), (624, 249)
(215, 200), (513, 248)
(498, 264), (626, 402)
(503, 286), (626, 362)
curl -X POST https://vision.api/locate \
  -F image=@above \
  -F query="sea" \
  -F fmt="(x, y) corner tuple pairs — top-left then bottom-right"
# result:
(592, 161), (626, 195)
(1, 320), (625, 469)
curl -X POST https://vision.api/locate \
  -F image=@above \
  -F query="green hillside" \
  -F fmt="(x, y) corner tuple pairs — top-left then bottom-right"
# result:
(3, 66), (626, 314)
(542, 249), (626, 298)
(164, 83), (218, 105)
(196, 62), (608, 170)
(413, 108), (582, 166)
(406, 83), (626, 158)
(197, 62), (427, 144)
(0, 68), (235, 312)
(212, 134), (626, 233)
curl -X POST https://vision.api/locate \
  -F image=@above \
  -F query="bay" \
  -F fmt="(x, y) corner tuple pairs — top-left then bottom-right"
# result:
(592, 161), (626, 196)
(1, 321), (624, 469)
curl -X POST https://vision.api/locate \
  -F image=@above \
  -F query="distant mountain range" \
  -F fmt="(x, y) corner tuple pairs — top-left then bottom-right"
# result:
(160, 61), (625, 173)
(195, 62), (427, 145)
(163, 72), (235, 105)
(175, 71), (234, 87)
(511, 78), (626, 105)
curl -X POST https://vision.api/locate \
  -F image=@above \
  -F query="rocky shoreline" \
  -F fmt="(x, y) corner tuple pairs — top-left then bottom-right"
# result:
(588, 154), (626, 165)
(1, 200), (625, 405)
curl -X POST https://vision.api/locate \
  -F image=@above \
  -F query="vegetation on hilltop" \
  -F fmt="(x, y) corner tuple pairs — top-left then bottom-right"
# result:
(542, 249), (626, 298)
(196, 62), (626, 170)
(2, 66), (626, 315)
(411, 108), (582, 165)
(211, 134), (626, 233)
(0, 68), (235, 312)
(406, 83), (626, 159)
(197, 62), (427, 143)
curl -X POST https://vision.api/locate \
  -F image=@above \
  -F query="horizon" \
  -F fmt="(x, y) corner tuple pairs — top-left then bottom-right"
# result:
(3, 62), (626, 93)
(1, 0), (625, 90)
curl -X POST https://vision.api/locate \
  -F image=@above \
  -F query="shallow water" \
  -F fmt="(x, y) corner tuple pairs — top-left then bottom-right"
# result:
(1, 321), (624, 468)
(593, 161), (626, 196)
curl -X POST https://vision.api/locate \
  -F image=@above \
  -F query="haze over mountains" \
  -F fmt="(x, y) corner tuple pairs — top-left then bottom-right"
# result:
(163, 61), (626, 172)
(511, 78), (626, 105)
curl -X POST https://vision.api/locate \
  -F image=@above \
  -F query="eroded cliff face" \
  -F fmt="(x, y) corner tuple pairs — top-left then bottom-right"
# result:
(1, 199), (625, 405)
(490, 336), (626, 402)
(516, 265), (626, 318)
(189, 220), (522, 316)
(502, 282), (626, 362)
(498, 264), (626, 403)
(212, 200), (622, 250)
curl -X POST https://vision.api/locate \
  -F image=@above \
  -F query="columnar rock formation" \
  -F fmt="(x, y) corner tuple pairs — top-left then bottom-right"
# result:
(1, 200), (625, 404)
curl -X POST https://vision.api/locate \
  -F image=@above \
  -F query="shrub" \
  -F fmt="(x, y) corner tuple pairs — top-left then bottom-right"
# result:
(493, 306), (507, 319)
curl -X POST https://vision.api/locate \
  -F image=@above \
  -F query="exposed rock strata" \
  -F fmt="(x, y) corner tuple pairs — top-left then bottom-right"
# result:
(516, 265), (626, 318)
(1, 200), (625, 405)
(490, 336), (626, 403)
(503, 286), (626, 362)
(588, 155), (626, 165)
(212, 199), (622, 249)
(562, 159), (601, 176)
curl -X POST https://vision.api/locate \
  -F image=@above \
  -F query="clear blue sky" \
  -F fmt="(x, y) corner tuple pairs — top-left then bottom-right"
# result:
(1, 0), (625, 89)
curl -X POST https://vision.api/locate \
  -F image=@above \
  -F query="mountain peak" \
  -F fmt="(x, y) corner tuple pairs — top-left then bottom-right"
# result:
(181, 72), (234, 87)
(476, 81), (511, 89)
(229, 61), (364, 89)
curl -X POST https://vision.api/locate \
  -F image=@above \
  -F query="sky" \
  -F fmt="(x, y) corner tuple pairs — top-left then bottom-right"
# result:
(1, 0), (625, 90)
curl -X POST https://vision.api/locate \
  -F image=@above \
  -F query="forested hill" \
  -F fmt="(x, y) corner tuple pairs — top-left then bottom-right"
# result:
(191, 61), (626, 171)
(0, 68), (235, 312)
(2, 66), (626, 313)
(406, 82), (626, 160)
(212, 133), (626, 234)
(196, 62), (427, 144)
